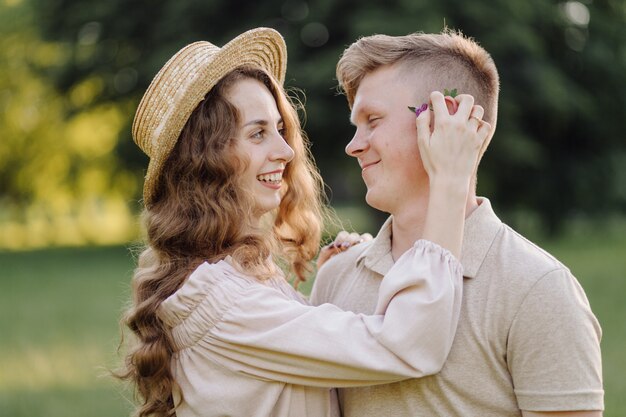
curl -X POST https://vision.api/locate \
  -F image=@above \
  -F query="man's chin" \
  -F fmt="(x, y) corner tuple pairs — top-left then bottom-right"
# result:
(364, 192), (387, 213)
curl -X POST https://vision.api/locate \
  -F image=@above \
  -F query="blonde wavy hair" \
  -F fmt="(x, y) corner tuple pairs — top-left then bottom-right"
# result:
(117, 67), (324, 417)
(337, 28), (500, 157)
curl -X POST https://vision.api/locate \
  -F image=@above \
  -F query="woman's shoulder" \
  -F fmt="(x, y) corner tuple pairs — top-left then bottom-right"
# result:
(156, 259), (307, 351)
(156, 259), (254, 328)
(157, 259), (304, 328)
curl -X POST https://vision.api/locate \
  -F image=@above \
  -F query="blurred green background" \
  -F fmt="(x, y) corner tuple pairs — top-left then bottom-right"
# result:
(1, 0), (624, 415)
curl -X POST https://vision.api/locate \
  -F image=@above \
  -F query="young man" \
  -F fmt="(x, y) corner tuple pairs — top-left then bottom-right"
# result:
(310, 30), (603, 417)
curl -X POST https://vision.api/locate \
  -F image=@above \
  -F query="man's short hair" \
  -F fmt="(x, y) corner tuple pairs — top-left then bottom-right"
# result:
(336, 29), (500, 130)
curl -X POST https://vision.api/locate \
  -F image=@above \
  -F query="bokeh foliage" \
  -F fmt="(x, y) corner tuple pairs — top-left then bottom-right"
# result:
(0, 0), (138, 248)
(1, 0), (625, 248)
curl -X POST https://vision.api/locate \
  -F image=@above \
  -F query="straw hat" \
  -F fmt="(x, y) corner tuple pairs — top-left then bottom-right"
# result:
(132, 27), (287, 206)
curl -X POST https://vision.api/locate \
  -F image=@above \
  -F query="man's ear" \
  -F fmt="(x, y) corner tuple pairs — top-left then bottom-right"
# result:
(444, 96), (459, 115)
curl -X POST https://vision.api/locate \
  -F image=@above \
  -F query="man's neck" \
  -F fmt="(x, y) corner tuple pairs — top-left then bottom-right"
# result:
(390, 193), (479, 261)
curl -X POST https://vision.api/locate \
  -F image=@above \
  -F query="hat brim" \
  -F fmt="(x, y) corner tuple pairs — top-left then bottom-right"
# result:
(133, 27), (287, 206)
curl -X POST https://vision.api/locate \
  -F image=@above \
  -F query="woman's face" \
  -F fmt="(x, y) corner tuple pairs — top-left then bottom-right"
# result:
(226, 77), (295, 220)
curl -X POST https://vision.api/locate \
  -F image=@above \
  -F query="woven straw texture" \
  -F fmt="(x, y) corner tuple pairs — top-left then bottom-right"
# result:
(132, 28), (287, 206)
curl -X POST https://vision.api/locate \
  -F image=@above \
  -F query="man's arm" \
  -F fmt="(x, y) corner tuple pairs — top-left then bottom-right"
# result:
(523, 411), (602, 417)
(509, 268), (603, 413)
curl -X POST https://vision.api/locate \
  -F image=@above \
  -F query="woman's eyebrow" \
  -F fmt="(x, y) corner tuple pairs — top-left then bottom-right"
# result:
(243, 119), (268, 127)
(243, 117), (283, 127)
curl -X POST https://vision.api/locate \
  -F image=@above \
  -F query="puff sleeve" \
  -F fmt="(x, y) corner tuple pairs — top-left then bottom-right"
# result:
(158, 239), (463, 387)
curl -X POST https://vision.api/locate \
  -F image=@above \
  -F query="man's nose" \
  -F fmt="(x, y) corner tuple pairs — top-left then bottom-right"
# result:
(345, 129), (368, 157)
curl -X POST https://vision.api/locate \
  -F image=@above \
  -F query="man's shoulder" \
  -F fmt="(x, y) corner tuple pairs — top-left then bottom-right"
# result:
(486, 222), (572, 282)
(318, 239), (371, 278)
(465, 198), (570, 284)
(310, 240), (372, 304)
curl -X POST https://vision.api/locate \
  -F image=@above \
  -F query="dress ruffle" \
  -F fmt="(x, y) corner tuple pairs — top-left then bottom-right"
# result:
(157, 260), (253, 350)
(412, 239), (464, 277)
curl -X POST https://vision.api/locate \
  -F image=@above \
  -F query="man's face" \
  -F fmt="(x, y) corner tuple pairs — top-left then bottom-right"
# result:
(346, 64), (429, 214)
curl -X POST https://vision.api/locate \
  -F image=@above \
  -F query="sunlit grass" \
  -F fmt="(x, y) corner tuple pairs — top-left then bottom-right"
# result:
(0, 197), (139, 250)
(1, 344), (110, 390)
(0, 245), (135, 417)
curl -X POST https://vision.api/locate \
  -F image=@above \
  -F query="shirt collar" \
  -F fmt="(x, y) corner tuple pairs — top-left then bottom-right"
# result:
(355, 197), (502, 279)
(459, 197), (503, 278)
(356, 215), (395, 276)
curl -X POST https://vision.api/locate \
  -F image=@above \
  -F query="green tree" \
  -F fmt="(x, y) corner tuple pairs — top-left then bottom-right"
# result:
(0, 1), (137, 248)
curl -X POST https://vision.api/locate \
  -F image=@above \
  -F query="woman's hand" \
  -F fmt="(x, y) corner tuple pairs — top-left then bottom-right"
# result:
(317, 231), (373, 269)
(414, 91), (492, 258)
(416, 91), (491, 186)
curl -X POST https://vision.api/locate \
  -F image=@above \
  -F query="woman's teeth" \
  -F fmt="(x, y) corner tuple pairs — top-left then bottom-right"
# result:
(257, 173), (282, 183)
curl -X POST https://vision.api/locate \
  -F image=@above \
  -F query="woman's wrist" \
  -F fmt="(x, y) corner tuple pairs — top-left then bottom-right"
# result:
(428, 175), (471, 199)
(423, 179), (469, 259)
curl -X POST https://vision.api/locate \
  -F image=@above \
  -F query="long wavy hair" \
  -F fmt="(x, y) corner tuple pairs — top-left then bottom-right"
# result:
(117, 66), (324, 417)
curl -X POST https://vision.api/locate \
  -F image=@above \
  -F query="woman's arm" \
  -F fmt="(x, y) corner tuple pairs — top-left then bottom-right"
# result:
(163, 245), (461, 388)
(418, 91), (491, 258)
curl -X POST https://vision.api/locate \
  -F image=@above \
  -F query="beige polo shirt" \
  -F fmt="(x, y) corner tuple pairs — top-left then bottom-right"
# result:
(310, 198), (603, 416)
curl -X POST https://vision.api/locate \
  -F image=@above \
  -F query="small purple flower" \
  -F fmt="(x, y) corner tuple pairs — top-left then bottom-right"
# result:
(408, 103), (429, 117)
(408, 88), (458, 117)
(415, 103), (428, 117)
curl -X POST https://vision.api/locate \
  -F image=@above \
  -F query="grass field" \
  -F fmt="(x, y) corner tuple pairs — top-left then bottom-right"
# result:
(1, 228), (624, 417)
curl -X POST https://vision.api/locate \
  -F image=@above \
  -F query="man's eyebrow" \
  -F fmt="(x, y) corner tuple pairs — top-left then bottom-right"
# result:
(349, 104), (374, 125)
(349, 105), (367, 125)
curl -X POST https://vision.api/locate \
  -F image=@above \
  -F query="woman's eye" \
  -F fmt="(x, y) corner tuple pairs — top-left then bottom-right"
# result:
(278, 127), (286, 137)
(251, 130), (264, 139)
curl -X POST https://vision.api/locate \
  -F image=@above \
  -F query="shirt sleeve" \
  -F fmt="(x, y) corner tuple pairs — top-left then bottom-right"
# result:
(161, 239), (463, 388)
(508, 268), (604, 411)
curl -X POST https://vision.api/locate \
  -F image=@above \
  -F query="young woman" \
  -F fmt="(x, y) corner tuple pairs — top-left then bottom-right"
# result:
(118, 28), (490, 417)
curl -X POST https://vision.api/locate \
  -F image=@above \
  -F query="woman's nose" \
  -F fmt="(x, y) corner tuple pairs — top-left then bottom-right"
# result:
(272, 133), (294, 163)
